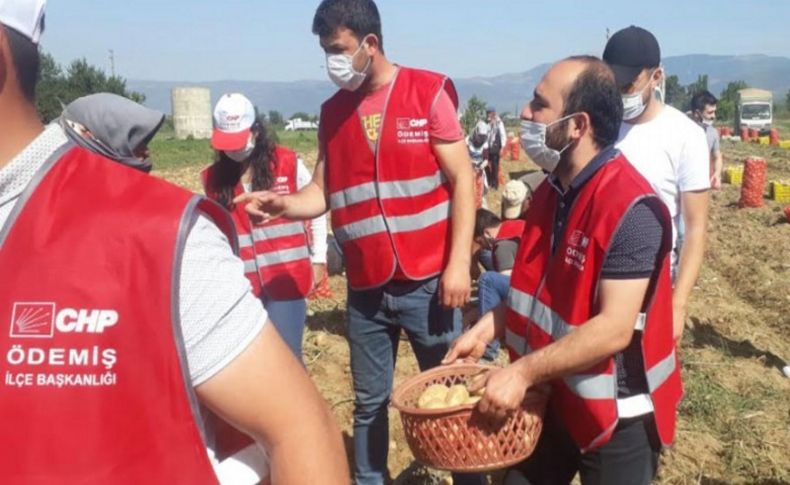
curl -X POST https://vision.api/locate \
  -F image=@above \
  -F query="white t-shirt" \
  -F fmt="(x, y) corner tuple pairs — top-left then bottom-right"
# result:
(615, 105), (710, 258)
(0, 124), (267, 386)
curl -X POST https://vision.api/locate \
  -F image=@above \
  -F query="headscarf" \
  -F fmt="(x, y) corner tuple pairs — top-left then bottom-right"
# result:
(60, 93), (165, 173)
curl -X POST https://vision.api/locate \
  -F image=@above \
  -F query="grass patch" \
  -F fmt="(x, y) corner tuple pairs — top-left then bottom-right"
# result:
(680, 363), (788, 480)
(149, 136), (212, 171)
(275, 129), (319, 155)
(150, 129), (318, 172)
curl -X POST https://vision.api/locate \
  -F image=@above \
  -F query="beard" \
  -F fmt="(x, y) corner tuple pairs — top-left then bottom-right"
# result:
(546, 118), (574, 165)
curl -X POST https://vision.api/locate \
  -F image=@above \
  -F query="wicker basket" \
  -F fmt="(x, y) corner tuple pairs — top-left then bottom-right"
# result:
(391, 364), (547, 473)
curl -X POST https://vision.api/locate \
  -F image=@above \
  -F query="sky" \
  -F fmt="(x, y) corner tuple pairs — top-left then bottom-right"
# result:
(43, 0), (790, 82)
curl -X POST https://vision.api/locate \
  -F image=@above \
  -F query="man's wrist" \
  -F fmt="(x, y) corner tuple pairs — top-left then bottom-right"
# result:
(514, 355), (537, 389)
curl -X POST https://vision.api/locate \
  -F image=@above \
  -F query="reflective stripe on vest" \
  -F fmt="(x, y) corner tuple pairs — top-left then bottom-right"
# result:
(334, 200), (450, 243)
(239, 221), (306, 248)
(506, 289), (678, 400)
(334, 215), (388, 243)
(388, 200), (450, 233)
(330, 170), (447, 209)
(242, 246), (310, 274)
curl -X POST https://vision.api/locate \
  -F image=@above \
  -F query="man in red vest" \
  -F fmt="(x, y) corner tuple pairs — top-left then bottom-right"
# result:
(0, 2), (349, 483)
(235, 1), (477, 482)
(445, 56), (682, 484)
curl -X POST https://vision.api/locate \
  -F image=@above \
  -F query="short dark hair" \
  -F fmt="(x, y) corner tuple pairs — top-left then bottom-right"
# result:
(4, 24), (41, 102)
(474, 209), (502, 239)
(562, 55), (623, 148)
(312, 0), (384, 52)
(690, 90), (717, 112)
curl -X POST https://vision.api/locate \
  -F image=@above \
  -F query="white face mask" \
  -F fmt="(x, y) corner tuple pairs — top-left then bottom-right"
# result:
(519, 113), (577, 172)
(225, 135), (255, 163)
(701, 118), (714, 127)
(622, 73), (656, 121)
(326, 38), (371, 92)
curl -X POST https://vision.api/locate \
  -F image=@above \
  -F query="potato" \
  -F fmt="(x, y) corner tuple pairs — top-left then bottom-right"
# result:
(464, 395), (482, 405)
(445, 384), (470, 406)
(421, 398), (447, 410)
(418, 384), (450, 409)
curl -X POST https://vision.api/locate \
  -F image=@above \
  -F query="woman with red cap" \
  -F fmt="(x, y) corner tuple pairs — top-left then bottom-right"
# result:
(202, 93), (327, 360)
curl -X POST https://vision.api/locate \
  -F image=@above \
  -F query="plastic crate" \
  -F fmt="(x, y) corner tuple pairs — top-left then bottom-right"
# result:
(770, 181), (790, 203)
(724, 166), (743, 185)
(779, 140), (790, 150)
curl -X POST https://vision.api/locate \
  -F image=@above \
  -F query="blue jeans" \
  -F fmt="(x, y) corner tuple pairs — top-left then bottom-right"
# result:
(477, 271), (511, 361)
(347, 277), (484, 485)
(261, 297), (306, 360)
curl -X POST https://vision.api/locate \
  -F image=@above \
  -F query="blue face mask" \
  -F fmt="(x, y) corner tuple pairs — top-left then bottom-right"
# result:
(326, 38), (372, 91)
(519, 113), (578, 172)
(621, 71), (657, 121)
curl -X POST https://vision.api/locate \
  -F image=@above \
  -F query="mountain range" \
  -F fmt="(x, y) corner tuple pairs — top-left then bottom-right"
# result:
(129, 54), (790, 118)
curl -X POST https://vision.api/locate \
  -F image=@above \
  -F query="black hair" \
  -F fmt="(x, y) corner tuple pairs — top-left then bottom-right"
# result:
(207, 119), (278, 210)
(690, 90), (717, 113)
(312, 0), (384, 52)
(4, 23), (42, 102)
(562, 55), (623, 148)
(474, 209), (502, 239)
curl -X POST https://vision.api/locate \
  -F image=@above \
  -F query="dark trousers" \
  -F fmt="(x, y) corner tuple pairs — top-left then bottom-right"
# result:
(487, 150), (501, 189)
(509, 408), (661, 485)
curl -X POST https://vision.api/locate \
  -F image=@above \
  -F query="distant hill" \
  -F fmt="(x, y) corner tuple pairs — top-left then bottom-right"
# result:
(663, 54), (790, 98)
(129, 54), (790, 118)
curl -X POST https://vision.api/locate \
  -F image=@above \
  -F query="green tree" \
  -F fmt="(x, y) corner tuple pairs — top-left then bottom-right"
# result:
(717, 80), (749, 121)
(460, 95), (487, 135)
(686, 74), (709, 100)
(35, 54), (145, 123)
(267, 110), (284, 127)
(664, 75), (687, 111)
(36, 53), (68, 122)
(290, 112), (312, 121)
(785, 88), (790, 112)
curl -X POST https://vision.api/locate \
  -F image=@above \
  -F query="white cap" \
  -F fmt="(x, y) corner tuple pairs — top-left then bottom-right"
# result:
(211, 93), (257, 151)
(502, 180), (528, 219)
(0, 0), (46, 44)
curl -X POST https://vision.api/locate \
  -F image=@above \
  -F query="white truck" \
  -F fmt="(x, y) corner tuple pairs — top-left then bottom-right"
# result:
(284, 118), (318, 131)
(736, 88), (773, 134)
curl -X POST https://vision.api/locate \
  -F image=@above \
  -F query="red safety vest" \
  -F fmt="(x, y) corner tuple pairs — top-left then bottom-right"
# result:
(495, 219), (525, 241)
(322, 67), (458, 290)
(202, 146), (312, 300)
(505, 153), (682, 452)
(0, 144), (234, 484)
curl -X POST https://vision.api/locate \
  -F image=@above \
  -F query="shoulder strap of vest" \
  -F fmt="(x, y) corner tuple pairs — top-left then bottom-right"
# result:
(196, 197), (239, 255)
(170, 193), (210, 443)
(579, 154), (673, 306)
(0, 141), (75, 249)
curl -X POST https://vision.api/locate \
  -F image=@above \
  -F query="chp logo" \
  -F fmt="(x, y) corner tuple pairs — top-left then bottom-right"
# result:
(396, 118), (429, 145)
(10, 302), (55, 338)
(568, 230), (590, 249)
(564, 230), (590, 271)
(10, 302), (118, 339)
(396, 117), (428, 130)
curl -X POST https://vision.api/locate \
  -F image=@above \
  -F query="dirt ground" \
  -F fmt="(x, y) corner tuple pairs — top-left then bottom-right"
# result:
(157, 139), (790, 484)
